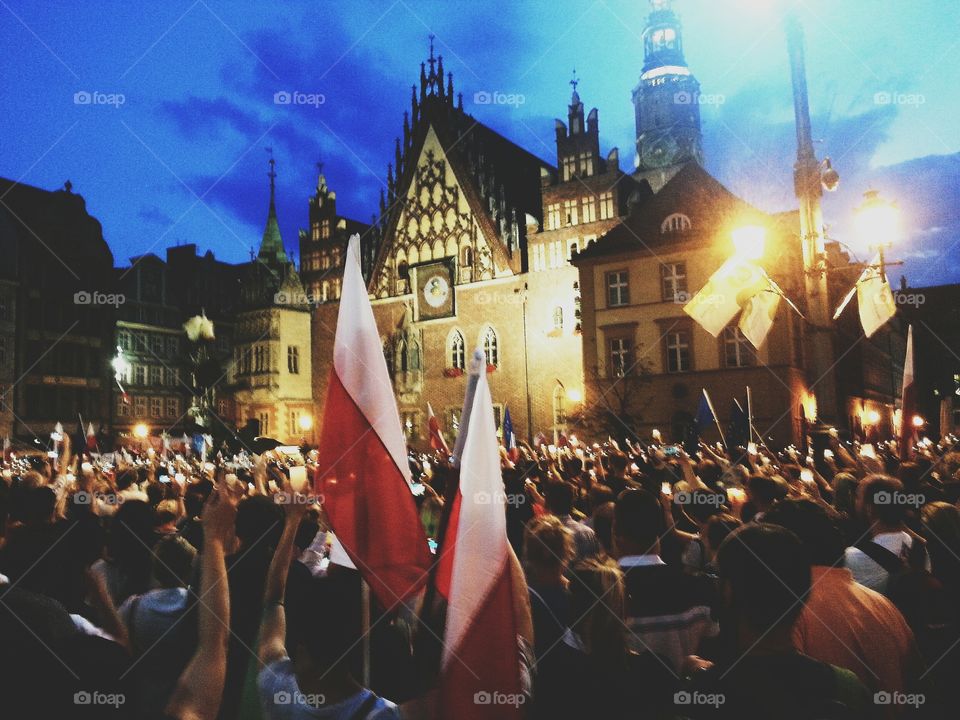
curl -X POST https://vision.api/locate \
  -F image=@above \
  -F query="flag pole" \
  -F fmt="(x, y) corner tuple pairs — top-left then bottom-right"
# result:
(702, 389), (726, 449)
(361, 580), (371, 687)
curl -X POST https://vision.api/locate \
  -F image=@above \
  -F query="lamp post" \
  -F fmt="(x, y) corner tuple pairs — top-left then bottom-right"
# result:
(784, 11), (840, 426)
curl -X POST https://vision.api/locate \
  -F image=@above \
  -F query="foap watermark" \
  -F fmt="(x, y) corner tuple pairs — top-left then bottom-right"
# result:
(893, 292), (926, 308)
(473, 490), (525, 507)
(674, 290), (725, 306)
(74, 90), (125, 107)
(74, 691), (125, 707)
(74, 290), (125, 307)
(473, 90), (525, 107)
(874, 490), (925, 506)
(273, 90), (325, 108)
(874, 91), (925, 107)
(674, 691), (725, 708)
(274, 291), (321, 306)
(674, 90), (725, 106)
(74, 491), (125, 507)
(475, 290), (523, 306)
(473, 691), (526, 707)
(674, 491), (724, 508)
(273, 492), (323, 506)
(273, 690), (326, 707)
(874, 691), (924, 708)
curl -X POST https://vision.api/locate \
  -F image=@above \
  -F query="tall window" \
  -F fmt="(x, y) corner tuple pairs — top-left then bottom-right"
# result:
(723, 327), (755, 368)
(578, 152), (594, 177)
(150, 397), (162, 418)
(482, 327), (499, 367)
(573, 282), (582, 333)
(287, 345), (300, 374)
(552, 306), (564, 331)
(606, 270), (629, 307)
(117, 396), (130, 417)
(134, 396), (147, 417)
(661, 262), (688, 302)
(258, 411), (270, 436)
(450, 330), (466, 370)
(547, 204), (561, 230)
(553, 384), (566, 426)
(563, 199), (578, 226)
(401, 410), (420, 440)
(609, 337), (632, 377)
(321, 219), (331, 239)
(665, 329), (692, 373)
(562, 156), (577, 181)
(581, 196), (596, 223)
(149, 366), (162, 386)
(599, 191), (615, 220)
(134, 365), (145, 386)
(166, 397), (180, 418)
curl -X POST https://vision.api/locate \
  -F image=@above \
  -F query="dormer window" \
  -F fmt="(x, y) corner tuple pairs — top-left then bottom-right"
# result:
(660, 213), (691, 234)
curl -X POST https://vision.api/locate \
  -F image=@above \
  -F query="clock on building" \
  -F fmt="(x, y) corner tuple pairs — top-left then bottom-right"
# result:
(413, 259), (456, 320)
(638, 128), (680, 170)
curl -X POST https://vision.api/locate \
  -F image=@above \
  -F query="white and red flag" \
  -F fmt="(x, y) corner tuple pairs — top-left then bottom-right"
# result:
(314, 234), (431, 611)
(86, 422), (98, 452)
(427, 402), (450, 456)
(899, 325), (916, 461)
(438, 354), (527, 718)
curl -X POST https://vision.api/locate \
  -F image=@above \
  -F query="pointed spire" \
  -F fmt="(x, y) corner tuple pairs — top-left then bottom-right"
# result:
(403, 111), (410, 147)
(457, 91), (463, 110)
(258, 149), (287, 263)
(394, 137), (403, 177)
(447, 72), (454, 105)
(428, 34), (436, 76)
(569, 68), (581, 105)
(436, 55), (445, 98)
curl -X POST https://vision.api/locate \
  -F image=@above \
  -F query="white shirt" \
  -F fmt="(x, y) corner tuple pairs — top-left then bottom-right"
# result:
(618, 554), (666, 568)
(845, 531), (930, 593)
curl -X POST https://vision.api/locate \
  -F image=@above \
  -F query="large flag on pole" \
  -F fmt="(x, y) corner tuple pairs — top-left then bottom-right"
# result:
(684, 258), (767, 337)
(898, 325), (916, 461)
(439, 353), (526, 719)
(857, 259), (897, 338)
(315, 234), (431, 611)
(427, 402), (450, 456)
(738, 289), (781, 348)
(502, 406), (518, 462)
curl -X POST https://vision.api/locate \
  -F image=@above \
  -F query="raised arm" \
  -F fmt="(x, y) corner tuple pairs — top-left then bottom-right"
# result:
(165, 485), (238, 720)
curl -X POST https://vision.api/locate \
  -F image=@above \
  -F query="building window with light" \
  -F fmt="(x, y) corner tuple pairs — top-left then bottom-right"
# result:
(608, 336), (633, 377)
(321, 219), (331, 239)
(450, 330), (466, 370)
(606, 270), (629, 307)
(563, 199), (578, 226)
(166, 397), (180, 418)
(149, 397), (162, 418)
(599, 191), (615, 220)
(573, 282), (582, 332)
(401, 410), (421, 440)
(665, 328), (693, 373)
(149, 365), (162, 386)
(258, 411), (270, 436)
(661, 262), (688, 302)
(482, 327), (499, 367)
(134, 365), (145, 386)
(552, 306), (564, 331)
(660, 213), (692, 234)
(578, 152), (594, 177)
(722, 326), (755, 368)
(287, 345), (300, 374)
(134, 396), (147, 417)
(581, 196), (596, 223)
(553, 384), (566, 426)
(562, 156), (577, 181)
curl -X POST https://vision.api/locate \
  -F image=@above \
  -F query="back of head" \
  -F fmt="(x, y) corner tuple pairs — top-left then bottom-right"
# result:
(22, 486), (56, 525)
(569, 560), (627, 669)
(764, 498), (845, 567)
(859, 474), (906, 526)
(747, 474), (789, 508)
(591, 501), (616, 556)
(115, 468), (138, 491)
(288, 571), (362, 676)
(524, 515), (572, 576)
(152, 535), (197, 588)
(613, 489), (662, 556)
(703, 513), (742, 553)
(235, 494), (285, 551)
(718, 523), (810, 634)
(697, 459), (723, 489)
(609, 453), (628, 476)
(544, 481), (575, 517)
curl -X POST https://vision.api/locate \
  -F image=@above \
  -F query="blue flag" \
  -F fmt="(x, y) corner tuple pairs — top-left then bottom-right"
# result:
(729, 398), (750, 450)
(695, 390), (714, 429)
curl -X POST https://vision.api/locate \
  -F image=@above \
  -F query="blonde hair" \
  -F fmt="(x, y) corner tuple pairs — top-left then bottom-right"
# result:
(569, 559), (628, 671)
(524, 515), (572, 574)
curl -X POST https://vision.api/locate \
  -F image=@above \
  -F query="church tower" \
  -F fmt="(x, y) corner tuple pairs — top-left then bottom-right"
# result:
(231, 156), (313, 444)
(632, 0), (703, 191)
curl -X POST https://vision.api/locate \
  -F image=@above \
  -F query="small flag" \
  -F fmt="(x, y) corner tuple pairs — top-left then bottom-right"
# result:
(427, 402), (450, 456)
(738, 288), (781, 348)
(684, 258), (767, 337)
(729, 398), (750, 450)
(857, 261), (897, 338)
(86, 422), (98, 452)
(899, 325), (916, 460)
(502, 406), (518, 461)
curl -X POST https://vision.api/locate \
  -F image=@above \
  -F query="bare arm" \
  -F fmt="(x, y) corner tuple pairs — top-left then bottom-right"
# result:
(165, 486), (237, 720)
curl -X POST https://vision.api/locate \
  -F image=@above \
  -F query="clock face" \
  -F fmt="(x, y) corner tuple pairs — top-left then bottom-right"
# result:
(423, 274), (450, 308)
(639, 129), (679, 169)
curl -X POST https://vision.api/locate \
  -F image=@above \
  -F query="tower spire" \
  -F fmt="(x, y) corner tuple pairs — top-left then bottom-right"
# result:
(258, 148), (287, 263)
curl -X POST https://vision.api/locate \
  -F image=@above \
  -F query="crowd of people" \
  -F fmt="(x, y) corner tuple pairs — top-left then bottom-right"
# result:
(2, 427), (960, 718)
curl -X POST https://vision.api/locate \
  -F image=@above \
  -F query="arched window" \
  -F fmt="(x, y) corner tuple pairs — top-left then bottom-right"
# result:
(482, 327), (499, 367)
(660, 213), (692, 234)
(397, 338), (407, 371)
(553, 384), (566, 426)
(450, 330), (466, 370)
(461, 245), (473, 268)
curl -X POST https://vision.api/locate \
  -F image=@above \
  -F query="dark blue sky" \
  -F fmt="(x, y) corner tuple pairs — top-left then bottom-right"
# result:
(2, 0), (958, 285)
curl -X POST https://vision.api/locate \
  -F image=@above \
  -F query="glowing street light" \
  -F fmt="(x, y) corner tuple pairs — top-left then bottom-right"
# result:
(732, 225), (767, 261)
(864, 409), (881, 425)
(911, 414), (925, 428)
(298, 414), (314, 432)
(855, 189), (900, 253)
(566, 387), (583, 403)
(133, 423), (149, 439)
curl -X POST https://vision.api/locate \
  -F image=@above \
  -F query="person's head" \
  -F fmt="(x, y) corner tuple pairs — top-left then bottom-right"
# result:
(921, 501), (960, 581)
(717, 524), (810, 648)
(702, 513), (742, 562)
(544, 481), (575, 517)
(683, 488), (726, 525)
(154, 499), (180, 533)
(591, 501), (616, 558)
(613, 489), (663, 558)
(746, 474), (788, 512)
(146, 482), (166, 507)
(568, 560), (628, 671)
(115, 469), (138, 491)
(831, 472), (859, 516)
(234, 495), (285, 552)
(524, 515), (572, 584)
(588, 483), (615, 514)
(151, 535), (197, 588)
(764, 498), (846, 568)
(697, 459), (723, 489)
(608, 453), (628, 477)
(183, 480), (212, 518)
(286, 571), (362, 679)
(857, 474), (906, 529)
(21, 486), (57, 526)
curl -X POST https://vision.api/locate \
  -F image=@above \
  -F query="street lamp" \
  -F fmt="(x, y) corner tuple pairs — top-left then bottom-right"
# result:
(298, 414), (313, 432)
(566, 387), (583, 403)
(855, 189), (901, 279)
(133, 423), (149, 439)
(732, 225), (767, 261)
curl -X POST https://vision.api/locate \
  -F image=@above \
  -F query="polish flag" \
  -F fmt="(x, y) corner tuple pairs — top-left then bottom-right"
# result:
(439, 358), (526, 718)
(314, 235), (431, 611)
(427, 402), (450, 456)
(86, 422), (98, 452)
(899, 325), (916, 461)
